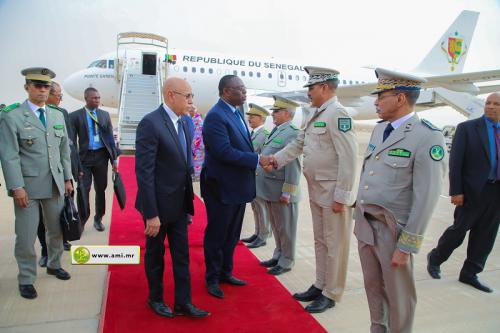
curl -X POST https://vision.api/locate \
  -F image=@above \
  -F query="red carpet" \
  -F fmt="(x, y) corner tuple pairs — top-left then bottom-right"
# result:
(102, 156), (326, 333)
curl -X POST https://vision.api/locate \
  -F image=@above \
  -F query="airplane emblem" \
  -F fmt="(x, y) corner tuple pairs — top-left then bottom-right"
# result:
(440, 31), (468, 71)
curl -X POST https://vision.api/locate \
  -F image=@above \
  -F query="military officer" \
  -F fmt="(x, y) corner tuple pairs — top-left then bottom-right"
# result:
(262, 67), (358, 313)
(354, 68), (446, 333)
(242, 103), (272, 248)
(258, 96), (301, 275)
(0, 68), (73, 299)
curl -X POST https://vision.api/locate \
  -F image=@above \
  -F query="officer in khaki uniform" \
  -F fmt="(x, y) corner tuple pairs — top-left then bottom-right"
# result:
(354, 68), (446, 333)
(241, 103), (271, 248)
(258, 96), (301, 275)
(0, 68), (73, 299)
(268, 67), (358, 313)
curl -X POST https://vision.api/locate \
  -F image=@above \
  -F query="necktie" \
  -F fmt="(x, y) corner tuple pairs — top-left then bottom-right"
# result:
(269, 126), (278, 138)
(233, 109), (247, 133)
(38, 108), (46, 128)
(383, 123), (394, 142)
(177, 119), (187, 162)
(250, 130), (255, 138)
(494, 124), (500, 179)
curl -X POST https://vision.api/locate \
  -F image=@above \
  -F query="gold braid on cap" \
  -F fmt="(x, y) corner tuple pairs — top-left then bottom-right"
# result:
(376, 78), (421, 91)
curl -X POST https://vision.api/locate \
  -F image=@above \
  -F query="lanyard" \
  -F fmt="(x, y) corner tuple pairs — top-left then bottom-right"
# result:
(86, 109), (99, 133)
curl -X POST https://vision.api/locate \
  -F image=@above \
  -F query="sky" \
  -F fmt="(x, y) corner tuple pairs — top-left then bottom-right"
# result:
(0, 0), (499, 126)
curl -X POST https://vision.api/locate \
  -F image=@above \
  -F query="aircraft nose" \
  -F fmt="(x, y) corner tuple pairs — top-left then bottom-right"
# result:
(63, 70), (85, 102)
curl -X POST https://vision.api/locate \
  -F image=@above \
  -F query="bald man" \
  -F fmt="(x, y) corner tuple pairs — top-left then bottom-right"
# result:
(135, 78), (209, 318)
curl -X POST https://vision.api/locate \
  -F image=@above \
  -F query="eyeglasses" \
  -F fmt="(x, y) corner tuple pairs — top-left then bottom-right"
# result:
(173, 91), (194, 99)
(50, 92), (63, 98)
(33, 83), (51, 89)
(376, 93), (400, 101)
(228, 86), (246, 92)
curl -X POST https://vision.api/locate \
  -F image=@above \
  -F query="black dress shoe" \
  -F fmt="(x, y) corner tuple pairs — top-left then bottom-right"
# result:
(47, 267), (71, 280)
(19, 284), (37, 299)
(38, 255), (48, 268)
(174, 303), (210, 318)
(206, 283), (224, 298)
(305, 295), (335, 313)
(63, 241), (71, 251)
(260, 258), (278, 268)
(459, 273), (493, 293)
(220, 275), (247, 286)
(268, 265), (291, 276)
(94, 218), (105, 232)
(147, 299), (173, 317)
(293, 285), (323, 302)
(241, 234), (257, 243)
(427, 252), (441, 279)
(247, 238), (266, 249)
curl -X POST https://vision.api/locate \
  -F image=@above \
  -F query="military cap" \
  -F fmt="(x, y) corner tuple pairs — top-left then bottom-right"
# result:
(371, 68), (426, 94)
(21, 67), (56, 83)
(269, 95), (300, 110)
(247, 103), (270, 117)
(303, 66), (340, 87)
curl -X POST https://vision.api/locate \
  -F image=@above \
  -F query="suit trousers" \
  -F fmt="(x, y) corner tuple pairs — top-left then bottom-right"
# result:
(266, 200), (298, 269)
(310, 200), (352, 302)
(430, 182), (500, 276)
(358, 217), (416, 333)
(144, 217), (191, 305)
(251, 197), (271, 240)
(203, 187), (246, 284)
(81, 148), (109, 221)
(14, 193), (64, 284)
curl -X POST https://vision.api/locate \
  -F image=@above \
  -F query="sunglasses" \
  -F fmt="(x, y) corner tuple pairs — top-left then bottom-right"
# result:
(32, 83), (51, 89)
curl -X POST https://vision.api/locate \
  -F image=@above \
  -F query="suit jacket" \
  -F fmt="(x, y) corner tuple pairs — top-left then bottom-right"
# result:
(69, 107), (117, 163)
(354, 114), (446, 253)
(0, 100), (72, 199)
(256, 121), (301, 202)
(201, 98), (258, 204)
(449, 117), (494, 202)
(135, 105), (194, 222)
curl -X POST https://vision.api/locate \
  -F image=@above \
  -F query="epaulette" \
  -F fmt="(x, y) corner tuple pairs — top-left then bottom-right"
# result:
(376, 119), (385, 123)
(1, 103), (20, 113)
(290, 124), (299, 130)
(421, 119), (440, 131)
(47, 104), (64, 112)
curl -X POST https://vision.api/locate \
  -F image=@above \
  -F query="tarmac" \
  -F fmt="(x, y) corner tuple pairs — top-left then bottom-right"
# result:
(0, 127), (499, 333)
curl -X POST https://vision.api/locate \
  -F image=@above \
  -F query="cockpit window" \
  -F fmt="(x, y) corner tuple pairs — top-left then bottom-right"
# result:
(108, 60), (115, 69)
(87, 60), (107, 68)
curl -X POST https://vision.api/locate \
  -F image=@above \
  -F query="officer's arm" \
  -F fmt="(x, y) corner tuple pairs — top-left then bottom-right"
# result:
(448, 123), (466, 196)
(59, 121), (72, 182)
(274, 128), (305, 169)
(397, 132), (446, 254)
(0, 115), (25, 190)
(282, 132), (301, 198)
(330, 111), (358, 205)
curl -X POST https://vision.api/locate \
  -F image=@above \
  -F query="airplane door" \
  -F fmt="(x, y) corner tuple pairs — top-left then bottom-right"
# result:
(142, 53), (157, 75)
(277, 70), (287, 87)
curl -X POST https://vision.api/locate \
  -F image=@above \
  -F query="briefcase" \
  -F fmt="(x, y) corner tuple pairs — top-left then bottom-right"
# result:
(76, 182), (90, 224)
(60, 194), (84, 241)
(113, 171), (126, 210)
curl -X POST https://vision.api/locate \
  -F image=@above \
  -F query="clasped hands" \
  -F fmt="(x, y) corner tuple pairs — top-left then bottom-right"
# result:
(259, 155), (278, 172)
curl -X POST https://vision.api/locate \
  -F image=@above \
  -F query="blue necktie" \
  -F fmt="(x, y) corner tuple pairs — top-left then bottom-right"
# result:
(383, 123), (394, 142)
(38, 108), (46, 128)
(177, 119), (187, 162)
(234, 109), (247, 133)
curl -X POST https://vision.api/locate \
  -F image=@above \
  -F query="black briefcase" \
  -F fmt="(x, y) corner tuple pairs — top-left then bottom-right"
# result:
(113, 171), (126, 210)
(60, 194), (84, 241)
(76, 182), (90, 224)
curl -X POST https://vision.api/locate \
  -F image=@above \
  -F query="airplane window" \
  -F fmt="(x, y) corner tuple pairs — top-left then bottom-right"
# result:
(200, 68), (205, 73)
(249, 71), (253, 77)
(108, 60), (115, 69)
(268, 73), (272, 79)
(279, 73), (284, 80)
(87, 60), (98, 68)
(349, 80), (353, 84)
(192, 67), (196, 73)
(233, 70), (238, 75)
(241, 71), (245, 76)
(183, 66), (188, 72)
(355, 81), (359, 84)
(209, 68), (214, 74)
(95, 60), (107, 68)
(296, 75), (299, 81)
(343, 80), (347, 85)
(288, 75), (292, 80)
(257, 72), (261, 78)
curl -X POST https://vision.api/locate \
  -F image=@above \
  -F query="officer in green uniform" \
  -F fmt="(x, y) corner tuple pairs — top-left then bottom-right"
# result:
(354, 68), (446, 333)
(258, 96), (302, 275)
(242, 103), (272, 248)
(0, 68), (73, 299)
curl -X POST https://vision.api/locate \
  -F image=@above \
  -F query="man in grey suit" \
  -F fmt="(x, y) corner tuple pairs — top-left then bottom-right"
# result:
(241, 103), (271, 248)
(0, 68), (73, 299)
(354, 68), (446, 333)
(258, 96), (301, 276)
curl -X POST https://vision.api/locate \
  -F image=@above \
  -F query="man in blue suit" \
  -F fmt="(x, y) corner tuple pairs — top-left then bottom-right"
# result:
(427, 92), (500, 293)
(201, 75), (260, 298)
(135, 77), (209, 318)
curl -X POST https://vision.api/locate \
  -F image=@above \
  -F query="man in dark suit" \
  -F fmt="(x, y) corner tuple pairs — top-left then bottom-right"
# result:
(201, 75), (263, 299)
(427, 92), (500, 293)
(38, 81), (82, 267)
(70, 87), (117, 231)
(135, 77), (209, 318)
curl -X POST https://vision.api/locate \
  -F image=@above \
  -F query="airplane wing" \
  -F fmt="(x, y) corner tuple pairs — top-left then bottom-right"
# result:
(422, 69), (500, 94)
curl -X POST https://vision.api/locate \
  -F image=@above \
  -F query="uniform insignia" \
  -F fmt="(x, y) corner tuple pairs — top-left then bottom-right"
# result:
(421, 119), (440, 131)
(314, 121), (326, 128)
(1, 103), (20, 113)
(338, 118), (352, 132)
(367, 143), (376, 153)
(290, 124), (298, 130)
(263, 129), (270, 135)
(54, 124), (64, 130)
(272, 137), (284, 144)
(429, 145), (444, 161)
(388, 148), (411, 158)
(27, 138), (34, 146)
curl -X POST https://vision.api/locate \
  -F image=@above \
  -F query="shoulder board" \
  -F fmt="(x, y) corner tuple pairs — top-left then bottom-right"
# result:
(1, 103), (20, 113)
(47, 104), (64, 112)
(263, 129), (270, 135)
(376, 119), (385, 123)
(290, 124), (299, 130)
(421, 119), (440, 131)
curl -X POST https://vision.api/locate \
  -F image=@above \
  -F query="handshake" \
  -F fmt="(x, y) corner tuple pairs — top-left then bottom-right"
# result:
(259, 155), (278, 172)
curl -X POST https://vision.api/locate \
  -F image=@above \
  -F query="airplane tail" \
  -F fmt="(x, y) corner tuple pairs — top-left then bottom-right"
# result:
(413, 10), (479, 75)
